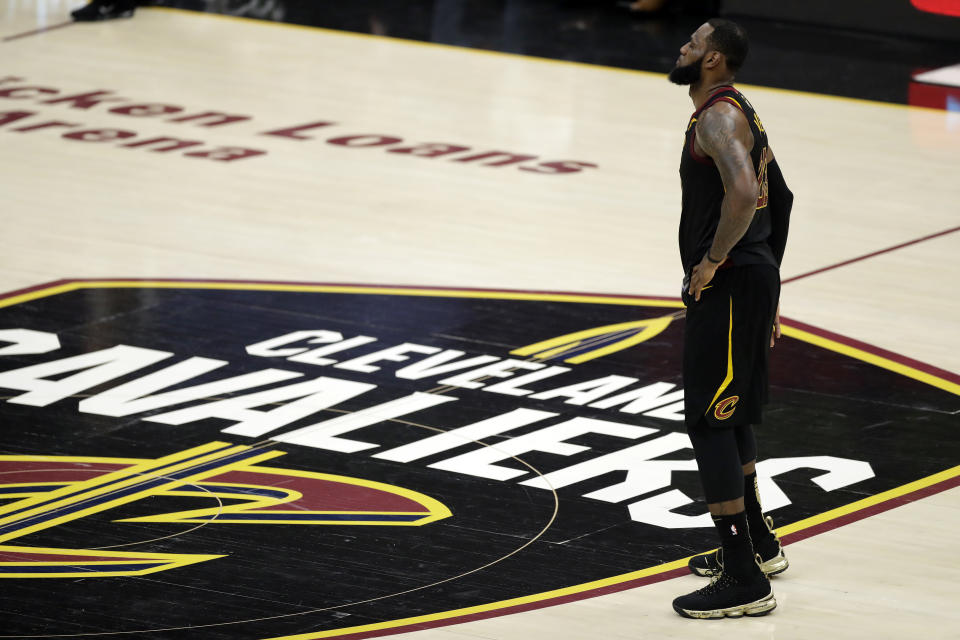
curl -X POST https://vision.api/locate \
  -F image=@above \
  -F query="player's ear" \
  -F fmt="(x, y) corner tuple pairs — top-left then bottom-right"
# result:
(704, 50), (722, 70)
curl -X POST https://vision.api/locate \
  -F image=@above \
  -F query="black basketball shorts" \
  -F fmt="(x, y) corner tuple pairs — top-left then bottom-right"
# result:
(682, 264), (780, 429)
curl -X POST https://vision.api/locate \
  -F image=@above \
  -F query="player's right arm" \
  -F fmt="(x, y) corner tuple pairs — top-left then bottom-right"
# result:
(686, 102), (759, 300)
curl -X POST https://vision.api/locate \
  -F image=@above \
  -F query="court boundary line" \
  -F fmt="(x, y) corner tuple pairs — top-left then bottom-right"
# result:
(1, 20), (74, 43)
(0, 279), (957, 639)
(782, 225), (960, 284)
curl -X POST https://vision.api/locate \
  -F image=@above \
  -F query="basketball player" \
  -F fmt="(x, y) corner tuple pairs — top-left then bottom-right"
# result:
(667, 19), (794, 619)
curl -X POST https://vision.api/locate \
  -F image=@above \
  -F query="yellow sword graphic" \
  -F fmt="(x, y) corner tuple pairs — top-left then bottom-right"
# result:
(0, 441), (283, 578)
(511, 315), (679, 364)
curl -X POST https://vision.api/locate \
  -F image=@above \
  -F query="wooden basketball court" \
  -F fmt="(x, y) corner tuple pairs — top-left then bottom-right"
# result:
(1, 3), (958, 639)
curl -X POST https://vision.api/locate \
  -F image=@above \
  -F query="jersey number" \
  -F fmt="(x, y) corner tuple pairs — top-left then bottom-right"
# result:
(756, 146), (769, 209)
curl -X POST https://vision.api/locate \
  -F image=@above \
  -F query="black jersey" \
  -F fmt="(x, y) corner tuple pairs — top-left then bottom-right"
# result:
(678, 86), (777, 276)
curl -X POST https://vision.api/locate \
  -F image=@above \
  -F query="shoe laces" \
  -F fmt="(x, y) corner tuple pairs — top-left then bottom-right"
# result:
(699, 571), (737, 594)
(764, 515), (782, 543)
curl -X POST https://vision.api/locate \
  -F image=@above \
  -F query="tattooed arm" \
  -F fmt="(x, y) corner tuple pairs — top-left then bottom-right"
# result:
(687, 101), (759, 300)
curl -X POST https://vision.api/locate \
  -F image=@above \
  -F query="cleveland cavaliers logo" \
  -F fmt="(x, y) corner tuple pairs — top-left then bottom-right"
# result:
(0, 280), (954, 640)
(713, 396), (739, 420)
(0, 441), (448, 578)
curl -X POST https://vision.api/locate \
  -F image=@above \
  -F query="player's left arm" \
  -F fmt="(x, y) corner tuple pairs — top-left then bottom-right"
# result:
(766, 147), (793, 347)
(687, 102), (759, 301)
(766, 147), (793, 266)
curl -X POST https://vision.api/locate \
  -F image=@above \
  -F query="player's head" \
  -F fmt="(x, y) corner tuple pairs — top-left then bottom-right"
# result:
(669, 19), (749, 86)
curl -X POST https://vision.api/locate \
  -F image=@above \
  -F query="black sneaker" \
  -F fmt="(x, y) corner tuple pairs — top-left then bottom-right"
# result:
(672, 570), (776, 619)
(688, 516), (789, 577)
(71, 1), (136, 22)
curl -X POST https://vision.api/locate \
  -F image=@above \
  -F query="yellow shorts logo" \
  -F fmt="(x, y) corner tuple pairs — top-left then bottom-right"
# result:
(714, 395), (739, 420)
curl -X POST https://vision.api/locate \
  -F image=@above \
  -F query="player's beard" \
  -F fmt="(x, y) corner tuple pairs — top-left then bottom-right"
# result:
(668, 55), (704, 85)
